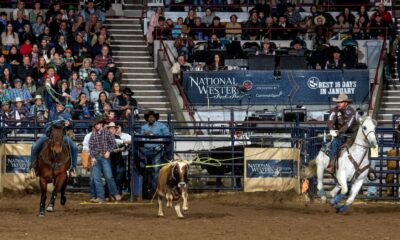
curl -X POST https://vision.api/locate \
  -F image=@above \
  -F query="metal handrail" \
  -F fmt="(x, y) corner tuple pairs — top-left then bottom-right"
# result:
(368, 39), (387, 111)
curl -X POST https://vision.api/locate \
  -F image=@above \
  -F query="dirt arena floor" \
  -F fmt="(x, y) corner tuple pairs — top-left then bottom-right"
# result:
(1, 191), (400, 240)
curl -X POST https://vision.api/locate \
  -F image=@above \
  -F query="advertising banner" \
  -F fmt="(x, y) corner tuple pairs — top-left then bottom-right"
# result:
(183, 70), (369, 106)
(244, 148), (300, 192)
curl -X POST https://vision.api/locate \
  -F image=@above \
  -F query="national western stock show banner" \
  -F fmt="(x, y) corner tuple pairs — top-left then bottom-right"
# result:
(0, 144), (37, 192)
(244, 148), (300, 192)
(183, 70), (369, 105)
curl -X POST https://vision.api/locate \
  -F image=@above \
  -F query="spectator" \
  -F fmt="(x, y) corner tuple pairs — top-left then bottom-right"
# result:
(184, 9), (196, 28)
(20, 24), (33, 43)
(13, 10), (30, 37)
(48, 102), (71, 122)
(72, 33), (91, 62)
(0, 54), (13, 78)
(284, 3), (302, 27)
(352, 15), (370, 40)
(79, 0), (105, 23)
(79, 58), (94, 82)
(174, 35), (194, 62)
(73, 92), (93, 132)
(341, 7), (355, 26)
(369, 14), (388, 39)
(0, 12), (7, 34)
(107, 122), (126, 195)
(7, 46), (22, 74)
(206, 53), (224, 71)
(43, 66), (60, 88)
(59, 57), (75, 80)
(46, 1), (62, 23)
(332, 15), (350, 36)
(0, 101), (15, 130)
(325, 48), (346, 70)
(30, 44), (39, 67)
(371, 3), (392, 25)
(299, 16), (315, 40)
(49, 12), (63, 38)
(288, 40), (306, 56)
(276, 15), (295, 40)
(9, 78), (32, 104)
(102, 71), (117, 93)
(202, 8), (215, 27)
(17, 55), (34, 80)
(154, 17), (172, 40)
(146, 7), (163, 45)
(29, 1), (44, 23)
(114, 87), (135, 120)
(94, 46), (114, 75)
(55, 35), (69, 55)
(1, 23), (20, 52)
(30, 94), (48, 127)
(0, 83), (11, 104)
(225, 14), (242, 40)
(94, 91), (111, 116)
(20, 38), (32, 56)
(71, 79), (89, 104)
(12, 96), (30, 131)
(72, 15), (86, 35)
(89, 116), (121, 204)
(68, 71), (81, 89)
(57, 79), (72, 103)
(244, 11), (263, 40)
(209, 16), (225, 39)
(256, 38), (275, 55)
(33, 56), (47, 80)
(316, 5), (336, 27)
(85, 70), (98, 93)
(207, 34), (222, 50)
(86, 14), (102, 41)
(91, 34), (109, 58)
(171, 17), (184, 39)
(38, 36), (50, 57)
(309, 5), (319, 19)
(23, 75), (36, 97)
(109, 82), (122, 103)
(190, 17), (207, 40)
(140, 110), (170, 192)
(171, 55), (191, 84)
(358, 5), (370, 25)
(12, 1), (29, 20)
(32, 15), (46, 40)
(92, 81), (109, 103)
(1, 68), (13, 88)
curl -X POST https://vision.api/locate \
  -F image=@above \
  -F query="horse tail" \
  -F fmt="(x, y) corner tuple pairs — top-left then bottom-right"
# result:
(301, 159), (317, 179)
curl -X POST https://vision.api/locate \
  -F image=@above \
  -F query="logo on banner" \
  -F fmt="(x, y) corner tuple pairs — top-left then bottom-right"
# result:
(242, 80), (253, 91)
(307, 77), (320, 89)
(6, 155), (31, 173)
(246, 160), (296, 178)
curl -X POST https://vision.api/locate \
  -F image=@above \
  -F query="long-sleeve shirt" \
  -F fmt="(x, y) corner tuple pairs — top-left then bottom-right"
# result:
(89, 129), (117, 158)
(141, 121), (169, 149)
(82, 132), (92, 152)
(9, 88), (32, 102)
(327, 106), (358, 134)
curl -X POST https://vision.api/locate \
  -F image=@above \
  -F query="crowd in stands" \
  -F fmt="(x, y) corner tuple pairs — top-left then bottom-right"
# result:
(0, 0), (139, 133)
(147, 2), (392, 73)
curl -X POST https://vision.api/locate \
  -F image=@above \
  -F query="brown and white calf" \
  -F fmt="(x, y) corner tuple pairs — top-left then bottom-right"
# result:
(156, 160), (190, 218)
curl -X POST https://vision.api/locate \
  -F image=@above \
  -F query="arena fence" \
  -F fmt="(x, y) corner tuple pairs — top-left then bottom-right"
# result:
(0, 111), (399, 201)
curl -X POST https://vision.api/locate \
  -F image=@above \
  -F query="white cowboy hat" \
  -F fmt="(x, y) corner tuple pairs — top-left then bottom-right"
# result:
(35, 95), (42, 100)
(14, 97), (23, 102)
(107, 122), (117, 128)
(332, 93), (352, 103)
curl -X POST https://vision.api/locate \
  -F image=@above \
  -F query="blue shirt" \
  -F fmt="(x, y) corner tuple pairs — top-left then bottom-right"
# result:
(141, 121), (170, 149)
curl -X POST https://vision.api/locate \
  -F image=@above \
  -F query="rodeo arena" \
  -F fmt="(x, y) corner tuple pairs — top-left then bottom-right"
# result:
(3, 0), (400, 239)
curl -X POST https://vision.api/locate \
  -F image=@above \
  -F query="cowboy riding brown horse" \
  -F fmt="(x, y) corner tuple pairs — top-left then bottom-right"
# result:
(38, 125), (71, 216)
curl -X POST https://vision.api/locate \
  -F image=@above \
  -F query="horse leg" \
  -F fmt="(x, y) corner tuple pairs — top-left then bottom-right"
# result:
(330, 170), (348, 207)
(316, 152), (329, 204)
(47, 173), (67, 212)
(39, 177), (47, 217)
(337, 177), (365, 213)
(329, 184), (341, 198)
(157, 193), (164, 217)
(60, 173), (68, 206)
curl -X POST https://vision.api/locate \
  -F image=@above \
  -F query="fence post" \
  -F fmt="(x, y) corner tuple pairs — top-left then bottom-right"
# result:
(130, 107), (135, 202)
(230, 109), (235, 189)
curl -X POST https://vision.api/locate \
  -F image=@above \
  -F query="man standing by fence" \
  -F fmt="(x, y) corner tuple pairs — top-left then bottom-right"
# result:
(89, 116), (121, 203)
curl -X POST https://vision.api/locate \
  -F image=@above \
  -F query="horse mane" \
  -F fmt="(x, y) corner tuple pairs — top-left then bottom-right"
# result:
(49, 126), (65, 154)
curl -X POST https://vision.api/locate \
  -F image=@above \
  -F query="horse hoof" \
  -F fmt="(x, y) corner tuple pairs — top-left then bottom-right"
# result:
(321, 196), (327, 204)
(336, 205), (349, 213)
(329, 198), (337, 206)
(177, 215), (185, 219)
(46, 205), (54, 212)
(157, 213), (164, 217)
(60, 196), (67, 206)
(39, 210), (45, 217)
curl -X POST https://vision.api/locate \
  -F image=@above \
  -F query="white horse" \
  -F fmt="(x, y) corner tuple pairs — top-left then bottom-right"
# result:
(303, 116), (377, 213)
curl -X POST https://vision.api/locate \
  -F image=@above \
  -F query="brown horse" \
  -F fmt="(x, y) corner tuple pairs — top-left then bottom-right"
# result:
(38, 125), (71, 216)
(386, 148), (399, 197)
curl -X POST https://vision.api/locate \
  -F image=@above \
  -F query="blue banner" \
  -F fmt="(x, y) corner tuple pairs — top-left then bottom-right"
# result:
(6, 155), (31, 173)
(183, 70), (370, 105)
(246, 160), (297, 178)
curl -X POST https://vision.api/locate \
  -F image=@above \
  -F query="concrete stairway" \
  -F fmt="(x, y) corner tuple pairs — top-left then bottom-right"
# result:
(104, 18), (173, 120)
(376, 2), (400, 126)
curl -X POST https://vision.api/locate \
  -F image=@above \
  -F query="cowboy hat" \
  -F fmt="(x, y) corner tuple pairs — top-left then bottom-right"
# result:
(93, 114), (106, 125)
(144, 110), (159, 122)
(333, 93), (352, 103)
(314, 15), (326, 25)
(34, 95), (42, 101)
(107, 122), (117, 128)
(122, 87), (134, 96)
(14, 97), (23, 102)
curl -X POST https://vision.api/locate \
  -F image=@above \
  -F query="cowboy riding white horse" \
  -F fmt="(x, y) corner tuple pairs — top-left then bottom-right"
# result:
(303, 94), (378, 213)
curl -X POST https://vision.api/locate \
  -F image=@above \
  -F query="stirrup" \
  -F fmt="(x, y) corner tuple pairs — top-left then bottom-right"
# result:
(30, 168), (37, 179)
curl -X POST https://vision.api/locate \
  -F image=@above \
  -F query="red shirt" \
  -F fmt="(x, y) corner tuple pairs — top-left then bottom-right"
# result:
(20, 44), (32, 56)
(43, 73), (60, 87)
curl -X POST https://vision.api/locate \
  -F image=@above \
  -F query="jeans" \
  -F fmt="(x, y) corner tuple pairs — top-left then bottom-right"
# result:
(328, 135), (346, 161)
(142, 148), (164, 191)
(30, 135), (78, 170)
(367, 159), (377, 196)
(111, 158), (126, 195)
(89, 165), (97, 199)
(92, 156), (119, 200)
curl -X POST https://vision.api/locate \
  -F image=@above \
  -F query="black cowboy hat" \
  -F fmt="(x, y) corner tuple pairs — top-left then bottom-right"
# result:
(144, 110), (159, 122)
(93, 114), (106, 125)
(122, 87), (134, 96)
